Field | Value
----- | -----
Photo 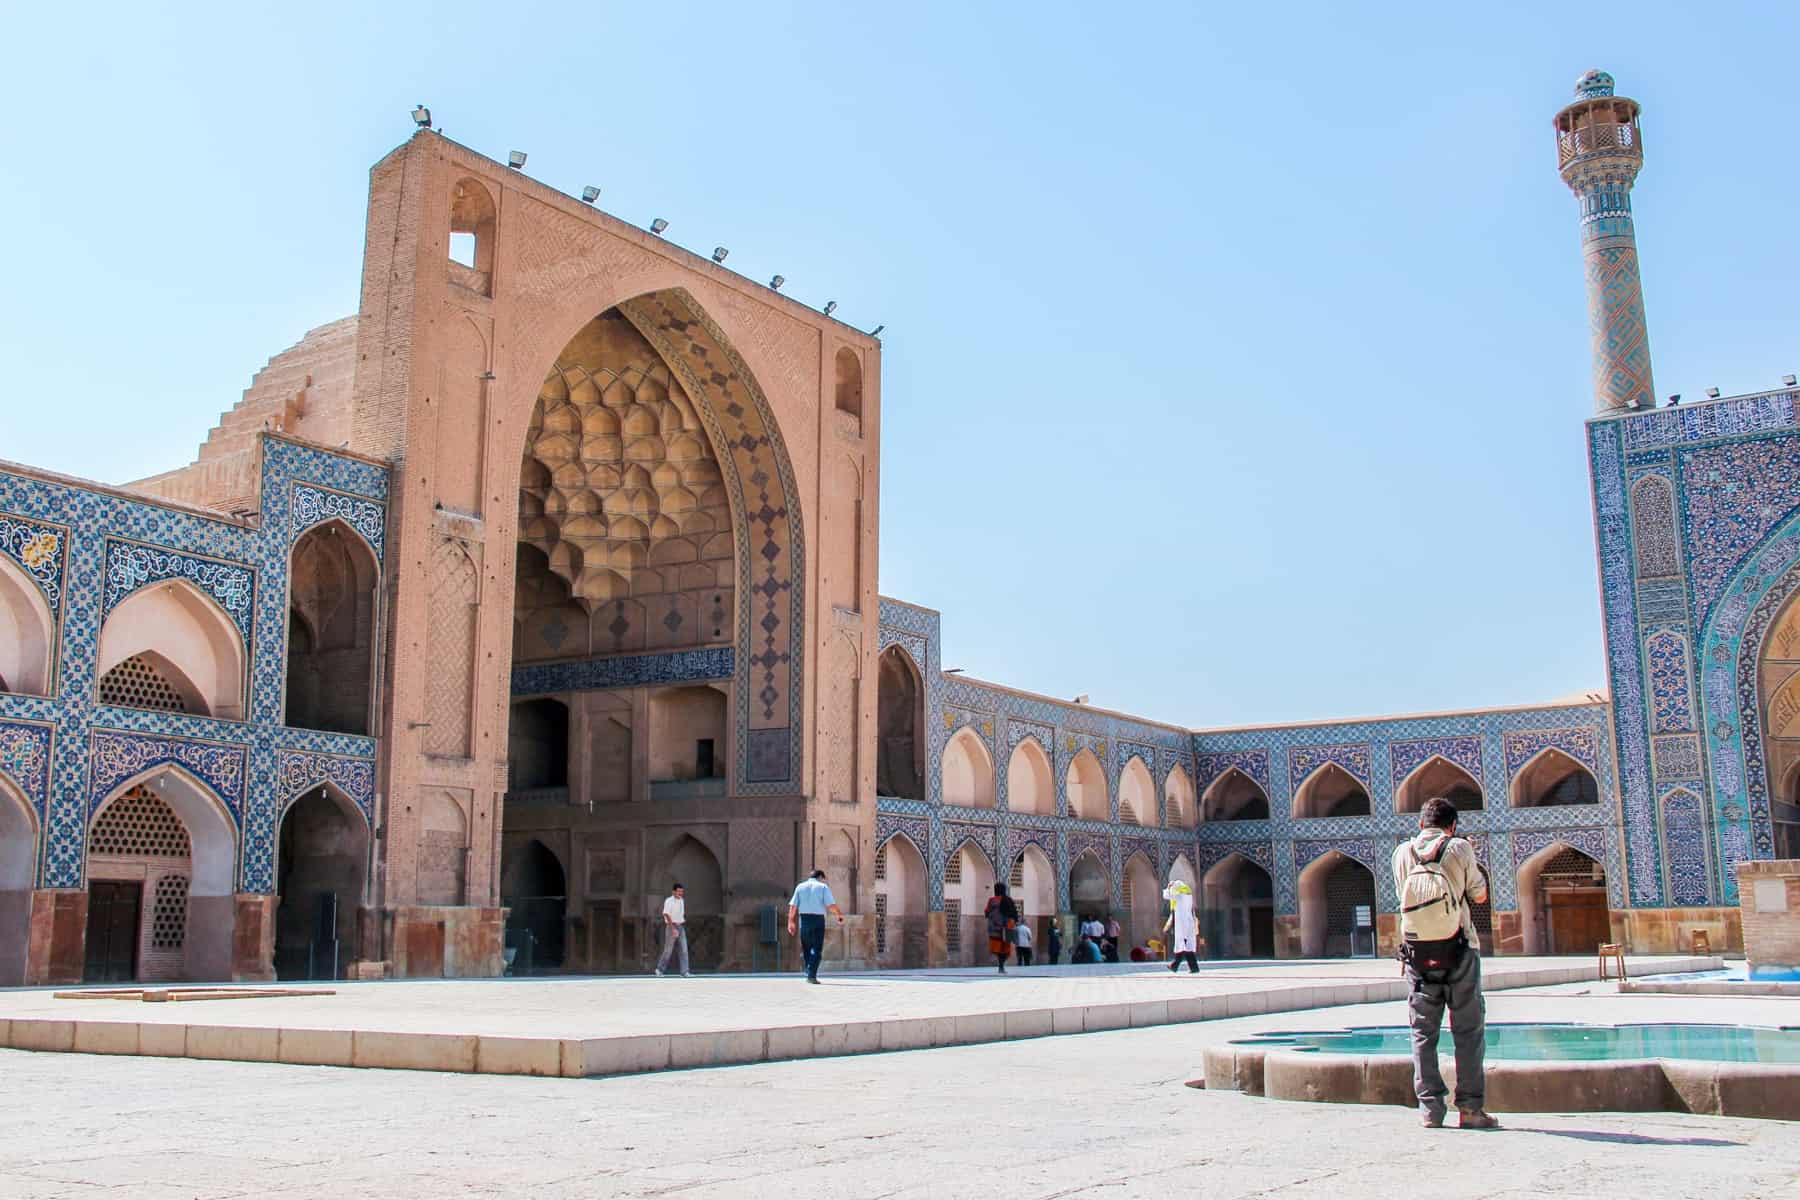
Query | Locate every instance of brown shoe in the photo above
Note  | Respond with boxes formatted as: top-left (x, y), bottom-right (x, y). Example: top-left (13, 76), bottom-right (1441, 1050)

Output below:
top-left (1457, 1108), bottom-right (1500, 1130)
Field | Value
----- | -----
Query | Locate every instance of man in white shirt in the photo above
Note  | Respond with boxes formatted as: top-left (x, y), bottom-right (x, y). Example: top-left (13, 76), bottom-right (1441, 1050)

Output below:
top-left (1013, 917), bottom-right (1034, 966)
top-left (654, 882), bottom-right (689, 977)
top-left (786, 870), bottom-right (846, 983)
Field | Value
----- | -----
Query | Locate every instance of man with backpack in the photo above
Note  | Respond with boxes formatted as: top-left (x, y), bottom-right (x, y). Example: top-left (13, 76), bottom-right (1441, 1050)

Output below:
top-left (1391, 796), bottom-right (1498, 1130)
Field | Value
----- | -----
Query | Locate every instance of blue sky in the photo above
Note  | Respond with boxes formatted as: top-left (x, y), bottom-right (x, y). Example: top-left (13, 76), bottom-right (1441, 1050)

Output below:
top-left (1, 3), bottom-right (1794, 728)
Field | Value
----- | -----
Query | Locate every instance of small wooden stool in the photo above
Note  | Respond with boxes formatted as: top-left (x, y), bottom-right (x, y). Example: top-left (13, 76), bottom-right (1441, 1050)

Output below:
top-left (1690, 929), bottom-right (1711, 956)
top-left (1597, 942), bottom-right (1627, 981)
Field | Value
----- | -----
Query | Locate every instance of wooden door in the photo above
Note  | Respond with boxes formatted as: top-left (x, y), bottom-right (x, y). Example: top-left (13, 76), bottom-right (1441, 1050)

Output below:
top-left (1548, 889), bottom-right (1610, 955)
top-left (84, 881), bottom-right (142, 983)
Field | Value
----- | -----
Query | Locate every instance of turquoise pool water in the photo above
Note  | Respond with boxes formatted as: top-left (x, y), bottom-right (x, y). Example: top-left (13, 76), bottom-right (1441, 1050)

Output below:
top-left (1641, 964), bottom-right (1800, 983)
top-left (1231, 1023), bottom-right (1800, 1064)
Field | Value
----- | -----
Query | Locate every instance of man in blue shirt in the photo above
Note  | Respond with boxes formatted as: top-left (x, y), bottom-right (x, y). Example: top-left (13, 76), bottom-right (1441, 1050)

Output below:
top-left (787, 869), bottom-right (846, 984)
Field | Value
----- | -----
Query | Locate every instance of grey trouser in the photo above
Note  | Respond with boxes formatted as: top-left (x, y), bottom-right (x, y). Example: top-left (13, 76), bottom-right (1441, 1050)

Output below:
top-left (1408, 948), bottom-right (1485, 1115)
top-left (657, 924), bottom-right (689, 974)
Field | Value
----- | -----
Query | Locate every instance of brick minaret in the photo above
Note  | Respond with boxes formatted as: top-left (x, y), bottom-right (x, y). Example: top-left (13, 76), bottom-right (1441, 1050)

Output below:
top-left (1555, 70), bottom-right (1655, 413)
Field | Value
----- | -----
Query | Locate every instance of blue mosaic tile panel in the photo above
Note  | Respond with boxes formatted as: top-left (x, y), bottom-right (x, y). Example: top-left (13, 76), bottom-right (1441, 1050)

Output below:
top-left (1288, 742), bottom-right (1373, 794)
top-left (1645, 629), bottom-right (1695, 733)
top-left (0, 718), bottom-right (53, 820)
top-left (0, 512), bottom-right (68, 619)
top-left (289, 482), bottom-right (386, 558)
top-left (87, 730), bottom-right (248, 822)
top-left (101, 538), bottom-right (256, 645)
top-left (1589, 419), bottom-right (1661, 904)
top-left (1502, 727), bottom-right (1602, 778)
top-left (1659, 787), bottom-right (1710, 905)
top-left (1679, 433), bottom-right (1800, 629)
top-left (1388, 736), bottom-right (1484, 794)
top-left (1619, 389), bottom-right (1796, 452)
top-left (511, 647), bottom-right (734, 696)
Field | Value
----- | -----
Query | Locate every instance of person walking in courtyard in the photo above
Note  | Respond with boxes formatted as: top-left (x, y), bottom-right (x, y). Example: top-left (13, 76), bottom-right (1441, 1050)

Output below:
top-left (1103, 915), bottom-right (1122, 963)
top-left (787, 869), bottom-right (846, 984)
top-left (985, 882), bottom-right (1019, 973)
top-left (1163, 879), bottom-right (1200, 973)
top-left (655, 882), bottom-right (689, 977)
top-left (1013, 914), bottom-right (1034, 966)
top-left (1392, 796), bottom-right (1497, 1130)
top-left (1047, 920), bottom-right (1062, 965)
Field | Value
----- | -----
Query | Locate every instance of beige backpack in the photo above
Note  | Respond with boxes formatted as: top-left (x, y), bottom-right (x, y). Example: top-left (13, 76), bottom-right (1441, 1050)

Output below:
top-left (1398, 835), bottom-right (1463, 943)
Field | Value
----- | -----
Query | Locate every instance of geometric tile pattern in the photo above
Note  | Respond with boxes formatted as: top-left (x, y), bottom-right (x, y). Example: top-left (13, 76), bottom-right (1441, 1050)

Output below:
top-left (1645, 628), bottom-right (1695, 733)
top-left (1659, 787), bottom-right (1710, 905)
top-left (1289, 742), bottom-right (1372, 795)
top-left (1388, 736), bottom-right (1483, 795)
top-left (0, 434), bottom-right (388, 893)
top-left (0, 511), bottom-right (68, 619)
top-left (1502, 727), bottom-right (1602, 778)
top-left (0, 718), bottom-right (53, 820)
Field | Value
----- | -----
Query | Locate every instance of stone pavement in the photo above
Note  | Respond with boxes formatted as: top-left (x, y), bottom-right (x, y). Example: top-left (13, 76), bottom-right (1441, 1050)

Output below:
top-left (0, 955), bottom-right (1716, 1076)
top-left (2, 980), bottom-right (1795, 1199)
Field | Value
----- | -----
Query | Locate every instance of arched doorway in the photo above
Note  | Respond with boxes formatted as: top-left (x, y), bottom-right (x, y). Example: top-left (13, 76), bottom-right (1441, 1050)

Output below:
top-left (664, 835), bottom-right (724, 970)
top-left (874, 834), bottom-right (927, 968)
top-left (1297, 850), bottom-right (1375, 958)
top-left (1293, 764), bottom-right (1371, 819)
top-left (1008, 843), bottom-right (1056, 953)
top-left (647, 686), bottom-right (727, 791)
top-left (0, 779), bottom-right (37, 986)
top-left (943, 842), bottom-right (996, 965)
top-left (1517, 843), bottom-right (1611, 955)
top-left (941, 728), bottom-right (995, 808)
top-left (1511, 749), bottom-right (1600, 807)
top-left (85, 770), bottom-right (237, 983)
top-left (1757, 592), bottom-right (1800, 857)
top-left (274, 785), bottom-right (369, 980)
top-left (1201, 853), bottom-right (1274, 958)
top-left (1006, 738), bottom-right (1053, 815)
top-left (285, 521), bottom-right (378, 735)
top-left (876, 647), bottom-right (924, 799)
top-left (1202, 768), bottom-right (1269, 822)
top-left (1065, 750), bottom-right (1108, 821)
top-left (1396, 756), bottom-right (1484, 813)
top-left (507, 698), bottom-right (570, 794)
top-left (1123, 853), bottom-right (1160, 952)
top-left (501, 839), bottom-right (566, 973)
top-left (1068, 850), bottom-right (1111, 930)
top-left (1118, 758), bottom-right (1153, 826)
top-left (0, 554), bottom-right (54, 698)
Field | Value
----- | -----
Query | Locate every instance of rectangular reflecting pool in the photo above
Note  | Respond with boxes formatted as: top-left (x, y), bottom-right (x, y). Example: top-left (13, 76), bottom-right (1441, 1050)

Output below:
top-left (1232, 1022), bottom-right (1800, 1064)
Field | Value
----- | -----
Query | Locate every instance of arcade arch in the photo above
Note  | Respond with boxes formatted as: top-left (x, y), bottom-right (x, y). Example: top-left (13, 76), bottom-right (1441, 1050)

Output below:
top-left (1065, 750), bottom-right (1108, 821)
top-left (1297, 850), bottom-right (1375, 958)
top-left (501, 839), bottom-right (566, 972)
top-left (1202, 768), bottom-right (1270, 822)
top-left (0, 779), bottom-right (37, 986)
top-left (1118, 757), bottom-right (1153, 826)
top-left (664, 834), bottom-right (724, 970)
top-left (1292, 763), bottom-right (1371, 819)
top-left (1010, 843), bottom-right (1055, 929)
top-left (943, 841), bottom-right (996, 964)
top-left (876, 647), bottom-right (924, 800)
top-left (96, 580), bottom-right (245, 720)
top-left (285, 520), bottom-right (378, 735)
top-left (1516, 842), bottom-right (1611, 955)
top-left (1068, 850), bottom-right (1111, 926)
top-left (1395, 756), bottom-right (1484, 814)
top-left (1758, 589), bottom-right (1800, 857)
top-left (874, 834), bottom-right (927, 968)
top-left (0, 554), bottom-right (53, 697)
top-left (1005, 738), bottom-right (1054, 815)
top-left (1123, 852), bottom-right (1160, 950)
top-left (507, 698), bottom-right (570, 792)
top-left (942, 728), bottom-right (995, 808)
top-left (1164, 765), bottom-right (1195, 828)
top-left (1202, 853), bottom-right (1275, 958)
top-left (1510, 749), bottom-right (1600, 808)
top-left (274, 784), bottom-right (368, 980)
top-left (85, 768), bottom-right (237, 983)
top-left (834, 347), bottom-right (863, 421)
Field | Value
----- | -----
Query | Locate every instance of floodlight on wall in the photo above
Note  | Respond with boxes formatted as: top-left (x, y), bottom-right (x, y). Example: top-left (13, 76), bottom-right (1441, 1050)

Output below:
top-left (869, 324), bottom-right (885, 337)
top-left (507, 151), bottom-right (527, 170)
top-left (1667, 394), bottom-right (1681, 407)
top-left (769, 275), bottom-right (785, 290)
top-left (945, 667), bottom-right (965, 675)
top-left (712, 246), bottom-right (729, 263)
top-left (823, 300), bottom-right (838, 317)
top-left (411, 105), bottom-right (432, 129)
top-left (650, 218), bottom-right (669, 235)
top-left (1784, 374), bottom-right (1797, 387)
top-left (1706, 387), bottom-right (1722, 399)
top-left (580, 186), bottom-right (600, 205)
top-left (1072, 694), bottom-right (1090, 705)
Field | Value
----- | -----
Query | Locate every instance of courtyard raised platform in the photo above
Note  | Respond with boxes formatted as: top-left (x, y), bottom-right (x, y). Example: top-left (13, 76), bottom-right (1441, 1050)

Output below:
top-left (0, 954), bottom-right (1716, 1078)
